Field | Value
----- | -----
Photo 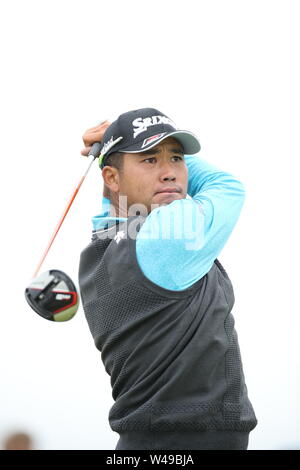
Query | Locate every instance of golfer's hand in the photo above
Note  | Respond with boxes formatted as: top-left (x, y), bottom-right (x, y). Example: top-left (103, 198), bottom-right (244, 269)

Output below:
top-left (81, 121), bottom-right (111, 156)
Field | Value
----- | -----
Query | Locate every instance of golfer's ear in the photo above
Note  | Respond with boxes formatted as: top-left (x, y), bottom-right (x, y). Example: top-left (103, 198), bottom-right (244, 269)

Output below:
top-left (102, 166), bottom-right (120, 193)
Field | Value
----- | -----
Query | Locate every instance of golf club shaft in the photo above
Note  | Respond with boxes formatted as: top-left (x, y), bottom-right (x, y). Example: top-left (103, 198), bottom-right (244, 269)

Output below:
top-left (33, 154), bottom-right (98, 278)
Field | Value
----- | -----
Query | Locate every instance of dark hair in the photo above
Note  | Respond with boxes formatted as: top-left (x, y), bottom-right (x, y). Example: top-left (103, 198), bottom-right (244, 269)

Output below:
top-left (103, 152), bottom-right (124, 172)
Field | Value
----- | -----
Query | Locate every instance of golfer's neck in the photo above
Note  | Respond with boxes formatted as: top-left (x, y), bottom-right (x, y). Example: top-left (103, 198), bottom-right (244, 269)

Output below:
top-left (108, 195), bottom-right (152, 218)
top-left (109, 201), bottom-right (128, 219)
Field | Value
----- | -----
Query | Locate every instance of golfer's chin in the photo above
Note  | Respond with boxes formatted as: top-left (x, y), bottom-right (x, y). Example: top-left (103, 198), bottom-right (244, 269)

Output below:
top-left (153, 191), bottom-right (183, 204)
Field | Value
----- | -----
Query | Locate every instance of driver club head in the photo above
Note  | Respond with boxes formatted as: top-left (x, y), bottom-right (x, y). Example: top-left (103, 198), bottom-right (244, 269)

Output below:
top-left (25, 270), bottom-right (79, 322)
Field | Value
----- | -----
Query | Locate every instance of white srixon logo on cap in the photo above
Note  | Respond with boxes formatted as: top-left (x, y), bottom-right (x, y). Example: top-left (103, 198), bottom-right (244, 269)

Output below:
top-left (132, 115), bottom-right (177, 138)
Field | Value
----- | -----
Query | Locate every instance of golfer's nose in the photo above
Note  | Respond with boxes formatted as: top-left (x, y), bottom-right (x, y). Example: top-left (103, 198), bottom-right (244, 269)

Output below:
top-left (162, 175), bottom-right (176, 181)
top-left (159, 163), bottom-right (176, 182)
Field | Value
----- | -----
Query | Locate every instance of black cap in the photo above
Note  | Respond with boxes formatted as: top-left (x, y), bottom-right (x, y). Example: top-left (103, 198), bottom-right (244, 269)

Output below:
top-left (99, 107), bottom-right (201, 169)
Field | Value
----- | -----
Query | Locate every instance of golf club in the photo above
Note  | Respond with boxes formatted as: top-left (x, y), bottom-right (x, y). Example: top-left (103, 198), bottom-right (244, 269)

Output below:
top-left (24, 142), bottom-right (102, 322)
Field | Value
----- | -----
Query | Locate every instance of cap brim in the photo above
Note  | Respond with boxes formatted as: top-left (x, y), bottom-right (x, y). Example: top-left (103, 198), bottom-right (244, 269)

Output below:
top-left (119, 130), bottom-right (201, 155)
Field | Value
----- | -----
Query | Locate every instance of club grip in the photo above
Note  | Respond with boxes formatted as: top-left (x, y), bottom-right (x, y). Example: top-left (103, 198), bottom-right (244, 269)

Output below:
top-left (88, 142), bottom-right (102, 158)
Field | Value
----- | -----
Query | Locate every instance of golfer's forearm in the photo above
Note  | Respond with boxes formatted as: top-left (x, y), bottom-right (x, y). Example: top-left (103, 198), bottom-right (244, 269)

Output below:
top-left (135, 179), bottom-right (245, 290)
top-left (135, 156), bottom-right (246, 290)
top-left (185, 154), bottom-right (246, 201)
top-left (185, 155), bottom-right (246, 251)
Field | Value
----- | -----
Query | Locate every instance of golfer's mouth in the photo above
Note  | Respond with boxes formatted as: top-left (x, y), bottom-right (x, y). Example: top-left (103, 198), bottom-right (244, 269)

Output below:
top-left (154, 187), bottom-right (181, 195)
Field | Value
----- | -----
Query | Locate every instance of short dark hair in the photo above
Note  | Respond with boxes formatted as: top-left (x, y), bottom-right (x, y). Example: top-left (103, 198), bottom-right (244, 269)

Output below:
top-left (104, 152), bottom-right (124, 172)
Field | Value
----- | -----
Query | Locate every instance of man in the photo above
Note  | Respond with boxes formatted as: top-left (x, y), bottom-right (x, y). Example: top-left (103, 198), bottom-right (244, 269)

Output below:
top-left (78, 108), bottom-right (257, 450)
top-left (3, 432), bottom-right (34, 450)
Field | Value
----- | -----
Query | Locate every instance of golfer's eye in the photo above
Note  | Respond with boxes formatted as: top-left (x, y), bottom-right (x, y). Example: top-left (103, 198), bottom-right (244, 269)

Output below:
top-left (142, 156), bottom-right (183, 163)
top-left (172, 156), bottom-right (183, 161)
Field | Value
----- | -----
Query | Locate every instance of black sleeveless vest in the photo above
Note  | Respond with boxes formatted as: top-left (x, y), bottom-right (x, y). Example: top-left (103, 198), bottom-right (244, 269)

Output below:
top-left (78, 215), bottom-right (257, 434)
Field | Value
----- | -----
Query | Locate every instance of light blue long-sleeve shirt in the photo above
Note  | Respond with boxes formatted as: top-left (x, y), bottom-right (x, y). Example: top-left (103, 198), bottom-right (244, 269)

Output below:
top-left (92, 154), bottom-right (246, 291)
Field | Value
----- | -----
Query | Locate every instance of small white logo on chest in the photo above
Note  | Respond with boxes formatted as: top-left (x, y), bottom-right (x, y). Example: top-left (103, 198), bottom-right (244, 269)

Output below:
top-left (114, 230), bottom-right (125, 244)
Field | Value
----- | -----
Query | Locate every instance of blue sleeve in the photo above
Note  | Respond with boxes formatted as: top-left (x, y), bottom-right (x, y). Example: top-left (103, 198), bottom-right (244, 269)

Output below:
top-left (136, 154), bottom-right (246, 291)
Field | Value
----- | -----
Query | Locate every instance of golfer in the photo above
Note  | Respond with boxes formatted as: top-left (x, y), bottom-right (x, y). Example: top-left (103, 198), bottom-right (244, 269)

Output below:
top-left (78, 108), bottom-right (257, 450)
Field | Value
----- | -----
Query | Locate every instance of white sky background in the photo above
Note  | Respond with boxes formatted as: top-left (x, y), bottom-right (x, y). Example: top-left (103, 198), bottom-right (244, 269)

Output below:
top-left (0, 0), bottom-right (299, 450)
